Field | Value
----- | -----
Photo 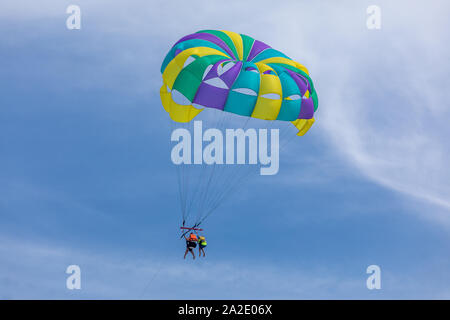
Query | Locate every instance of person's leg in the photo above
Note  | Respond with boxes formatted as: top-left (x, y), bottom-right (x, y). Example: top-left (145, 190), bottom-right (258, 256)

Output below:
top-left (190, 248), bottom-right (195, 259)
top-left (184, 248), bottom-right (189, 259)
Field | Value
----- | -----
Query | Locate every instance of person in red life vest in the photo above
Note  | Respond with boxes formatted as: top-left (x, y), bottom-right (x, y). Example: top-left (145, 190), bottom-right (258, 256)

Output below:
top-left (184, 233), bottom-right (198, 260)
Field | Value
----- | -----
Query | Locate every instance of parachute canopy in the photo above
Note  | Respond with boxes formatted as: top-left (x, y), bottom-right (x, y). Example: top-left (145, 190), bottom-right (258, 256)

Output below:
top-left (160, 30), bottom-right (318, 136)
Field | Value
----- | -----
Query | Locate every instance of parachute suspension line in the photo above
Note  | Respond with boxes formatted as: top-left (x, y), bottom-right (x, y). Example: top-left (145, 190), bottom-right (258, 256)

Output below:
top-left (176, 164), bottom-right (184, 222)
top-left (202, 162), bottom-right (255, 223)
top-left (196, 112), bottom-right (240, 221)
top-left (198, 114), bottom-right (256, 222)
top-left (201, 131), bottom-right (264, 222)
top-left (181, 122), bottom-right (190, 222)
top-left (174, 107), bottom-right (302, 228)
top-left (198, 164), bottom-right (255, 226)
top-left (192, 108), bottom-right (230, 225)
top-left (139, 254), bottom-right (168, 299)
top-left (172, 120), bottom-right (194, 225)
top-left (203, 126), bottom-right (250, 216)
top-left (171, 120), bottom-right (186, 223)
top-left (273, 117), bottom-right (298, 152)
top-left (185, 110), bottom-right (214, 225)
top-left (199, 117), bottom-right (295, 225)
top-left (196, 161), bottom-right (216, 223)
top-left (204, 116), bottom-right (250, 210)
top-left (184, 162), bottom-right (207, 221)
top-left (181, 120), bottom-right (195, 223)
top-left (173, 108), bottom-right (229, 228)
top-left (280, 126), bottom-right (298, 152)
top-left (197, 110), bottom-right (236, 216)
top-left (198, 111), bottom-right (224, 216)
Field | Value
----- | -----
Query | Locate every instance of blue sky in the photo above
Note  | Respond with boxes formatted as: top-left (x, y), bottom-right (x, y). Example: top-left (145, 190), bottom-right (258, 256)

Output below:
top-left (1, 0), bottom-right (450, 299)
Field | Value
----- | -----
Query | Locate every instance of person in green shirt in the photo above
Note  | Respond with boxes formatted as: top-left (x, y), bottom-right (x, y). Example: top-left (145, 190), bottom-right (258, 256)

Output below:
top-left (198, 236), bottom-right (207, 257)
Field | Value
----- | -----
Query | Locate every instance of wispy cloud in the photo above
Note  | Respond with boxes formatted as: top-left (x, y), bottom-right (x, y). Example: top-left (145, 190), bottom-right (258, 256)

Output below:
top-left (0, 236), bottom-right (351, 299)
top-left (2, 236), bottom-right (449, 299)
top-left (307, 1), bottom-right (450, 217)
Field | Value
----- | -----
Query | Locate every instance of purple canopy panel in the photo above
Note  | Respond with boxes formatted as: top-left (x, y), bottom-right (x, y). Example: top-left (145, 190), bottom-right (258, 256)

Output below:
top-left (287, 69), bottom-right (308, 96)
top-left (298, 97), bottom-right (314, 119)
top-left (173, 33), bottom-right (236, 60)
top-left (203, 61), bottom-right (222, 81)
top-left (247, 40), bottom-right (271, 61)
top-left (219, 61), bottom-right (242, 88)
top-left (193, 84), bottom-right (229, 111)
top-left (297, 74), bottom-right (311, 93)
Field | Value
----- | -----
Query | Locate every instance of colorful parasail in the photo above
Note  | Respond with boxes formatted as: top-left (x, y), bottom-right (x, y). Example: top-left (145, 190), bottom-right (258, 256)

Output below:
top-left (160, 29), bottom-right (318, 136)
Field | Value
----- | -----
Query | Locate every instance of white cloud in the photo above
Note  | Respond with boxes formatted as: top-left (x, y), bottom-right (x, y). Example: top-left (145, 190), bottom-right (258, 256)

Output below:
top-left (4, 235), bottom-right (450, 299)
top-left (307, 1), bottom-right (450, 217)
top-left (0, 236), bottom-right (362, 299)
